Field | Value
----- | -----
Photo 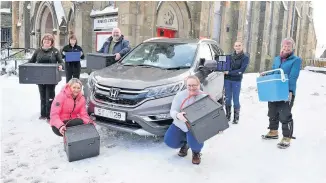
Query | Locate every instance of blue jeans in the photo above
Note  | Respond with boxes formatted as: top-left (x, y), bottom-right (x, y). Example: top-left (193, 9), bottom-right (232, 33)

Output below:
top-left (164, 124), bottom-right (204, 153)
top-left (224, 79), bottom-right (242, 110)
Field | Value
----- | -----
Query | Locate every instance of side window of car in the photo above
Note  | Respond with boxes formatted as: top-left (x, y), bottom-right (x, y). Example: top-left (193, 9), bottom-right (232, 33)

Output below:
top-left (210, 44), bottom-right (224, 59)
top-left (198, 43), bottom-right (213, 61)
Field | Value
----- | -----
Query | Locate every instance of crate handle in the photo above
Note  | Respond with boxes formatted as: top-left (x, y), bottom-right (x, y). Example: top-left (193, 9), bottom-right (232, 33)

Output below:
top-left (260, 68), bottom-right (286, 82)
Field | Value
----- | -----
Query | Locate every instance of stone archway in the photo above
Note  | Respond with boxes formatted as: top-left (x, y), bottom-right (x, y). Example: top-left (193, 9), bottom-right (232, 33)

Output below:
top-left (67, 7), bottom-right (75, 35)
top-left (34, 1), bottom-right (57, 47)
top-left (156, 2), bottom-right (192, 38)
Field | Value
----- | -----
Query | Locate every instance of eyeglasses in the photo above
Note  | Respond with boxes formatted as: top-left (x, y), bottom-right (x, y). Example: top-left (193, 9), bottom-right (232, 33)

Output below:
top-left (187, 84), bottom-right (199, 88)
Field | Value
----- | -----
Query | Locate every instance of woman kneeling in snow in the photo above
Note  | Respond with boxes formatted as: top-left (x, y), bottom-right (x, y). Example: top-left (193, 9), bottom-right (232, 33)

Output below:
top-left (50, 78), bottom-right (94, 136)
top-left (164, 75), bottom-right (206, 165)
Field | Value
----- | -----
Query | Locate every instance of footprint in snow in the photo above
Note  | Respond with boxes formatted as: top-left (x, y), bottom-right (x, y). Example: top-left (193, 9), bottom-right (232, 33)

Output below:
top-left (17, 163), bottom-right (28, 168)
top-left (3, 178), bottom-right (17, 183)
top-left (311, 92), bottom-right (320, 96)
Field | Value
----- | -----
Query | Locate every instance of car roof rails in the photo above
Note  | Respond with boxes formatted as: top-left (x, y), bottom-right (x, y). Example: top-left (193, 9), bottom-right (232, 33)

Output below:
top-left (143, 37), bottom-right (169, 42)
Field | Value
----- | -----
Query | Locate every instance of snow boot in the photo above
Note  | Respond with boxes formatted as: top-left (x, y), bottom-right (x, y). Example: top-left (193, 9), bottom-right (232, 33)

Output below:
top-left (225, 106), bottom-right (231, 121)
top-left (39, 116), bottom-right (47, 120)
top-left (232, 109), bottom-right (240, 124)
top-left (277, 137), bottom-right (291, 149)
top-left (192, 152), bottom-right (201, 165)
top-left (261, 130), bottom-right (279, 139)
top-left (178, 143), bottom-right (189, 157)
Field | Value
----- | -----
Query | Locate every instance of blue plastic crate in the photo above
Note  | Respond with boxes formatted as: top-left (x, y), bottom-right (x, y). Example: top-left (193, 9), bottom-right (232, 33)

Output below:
top-left (65, 52), bottom-right (81, 62)
top-left (256, 69), bottom-right (289, 102)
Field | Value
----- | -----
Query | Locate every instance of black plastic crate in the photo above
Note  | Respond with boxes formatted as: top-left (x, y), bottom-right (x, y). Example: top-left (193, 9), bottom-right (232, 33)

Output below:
top-left (64, 124), bottom-right (100, 162)
top-left (19, 63), bottom-right (62, 84)
top-left (86, 53), bottom-right (116, 70)
top-left (182, 95), bottom-right (229, 143)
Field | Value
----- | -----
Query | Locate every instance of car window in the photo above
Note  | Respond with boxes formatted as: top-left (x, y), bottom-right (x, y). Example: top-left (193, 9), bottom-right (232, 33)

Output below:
top-left (210, 44), bottom-right (224, 59)
top-left (121, 42), bottom-right (197, 69)
top-left (197, 44), bottom-right (213, 61)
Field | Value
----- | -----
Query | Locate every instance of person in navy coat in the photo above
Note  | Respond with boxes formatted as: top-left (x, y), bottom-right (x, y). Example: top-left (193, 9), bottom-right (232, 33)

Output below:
top-left (261, 38), bottom-right (302, 149)
top-left (223, 41), bottom-right (249, 124)
top-left (98, 28), bottom-right (131, 61)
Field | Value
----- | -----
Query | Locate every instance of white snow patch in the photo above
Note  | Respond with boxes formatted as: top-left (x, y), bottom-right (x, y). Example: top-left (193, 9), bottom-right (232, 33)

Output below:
top-left (305, 66), bottom-right (326, 71)
top-left (0, 8), bottom-right (11, 13)
top-left (53, 1), bottom-right (66, 26)
top-left (90, 6), bottom-right (118, 17)
top-left (1, 70), bottom-right (326, 183)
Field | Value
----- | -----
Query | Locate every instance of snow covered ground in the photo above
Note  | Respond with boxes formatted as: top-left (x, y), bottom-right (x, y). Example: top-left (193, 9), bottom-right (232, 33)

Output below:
top-left (1, 70), bottom-right (326, 183)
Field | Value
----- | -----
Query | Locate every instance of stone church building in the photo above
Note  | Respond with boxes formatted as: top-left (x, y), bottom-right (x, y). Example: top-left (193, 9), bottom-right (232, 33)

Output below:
top-left (9, 1), bottom-right (317, 72)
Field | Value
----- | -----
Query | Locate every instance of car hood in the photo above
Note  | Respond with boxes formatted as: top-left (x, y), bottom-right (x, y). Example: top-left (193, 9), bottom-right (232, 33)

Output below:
top-left (93, 64), bottom-right (191, 89)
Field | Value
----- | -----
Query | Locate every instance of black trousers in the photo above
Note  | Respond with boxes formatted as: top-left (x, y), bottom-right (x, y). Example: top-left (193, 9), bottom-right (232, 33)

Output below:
top-left (65, 62), bottom-right (81, 83)
top-left (268, 95), bottom-right (295, 138)
top-left (52, 118), bottom-right (84, 136)
top-left (38, 84), bottom-right (56, 118)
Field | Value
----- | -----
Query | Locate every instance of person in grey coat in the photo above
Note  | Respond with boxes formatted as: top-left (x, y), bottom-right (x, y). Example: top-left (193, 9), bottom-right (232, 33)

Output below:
top-left (164, 75), bottom-right (207, 165)
top-left (98, 28), bottom-right (131, 61)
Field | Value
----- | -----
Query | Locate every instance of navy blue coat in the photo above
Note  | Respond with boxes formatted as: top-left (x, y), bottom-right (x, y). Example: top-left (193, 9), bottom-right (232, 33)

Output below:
top-left (98, 35), bottom-right (131, 58)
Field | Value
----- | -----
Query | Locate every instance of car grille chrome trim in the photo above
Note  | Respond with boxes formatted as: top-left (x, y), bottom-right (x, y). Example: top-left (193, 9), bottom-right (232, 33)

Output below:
top-left (95, 83), bottom-right (148, 94)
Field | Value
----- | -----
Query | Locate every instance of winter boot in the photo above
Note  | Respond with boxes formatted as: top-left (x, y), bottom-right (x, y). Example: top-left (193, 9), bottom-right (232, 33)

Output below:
top-left (232, 109), bottom-right (240, 124)
top-left (225, 106), bottom-right (231, 121)
top-left (39, 116), bottom-right (47, 120)
top-left (192, 152), bottom-right (202, 165)
top-left (261, 130), bottom-right (279, 139)
top-left (277, 137), bottom-right (291, 149)
top-left (178, 143), bottom-right (189, 157)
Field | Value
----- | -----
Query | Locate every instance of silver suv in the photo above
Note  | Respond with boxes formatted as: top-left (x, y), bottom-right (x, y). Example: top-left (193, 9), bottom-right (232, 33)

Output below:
top-left (85, 38), bottom-right (225, 136)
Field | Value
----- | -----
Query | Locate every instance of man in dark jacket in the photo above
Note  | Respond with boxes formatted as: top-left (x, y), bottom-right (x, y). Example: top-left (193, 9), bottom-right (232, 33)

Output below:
top-left (98, 28), bottom-right (131, 61)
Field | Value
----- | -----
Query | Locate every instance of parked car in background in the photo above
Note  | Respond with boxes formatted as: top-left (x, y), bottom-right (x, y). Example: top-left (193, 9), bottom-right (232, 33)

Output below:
top-left (85, 38), bottom-right (225, 136)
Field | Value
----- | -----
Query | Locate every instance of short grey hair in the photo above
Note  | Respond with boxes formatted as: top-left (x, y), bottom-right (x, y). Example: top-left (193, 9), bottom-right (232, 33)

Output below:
top-left (68, 78), bottom-right (83, 87)
top-left (281, 38), bottom-right (296, 50)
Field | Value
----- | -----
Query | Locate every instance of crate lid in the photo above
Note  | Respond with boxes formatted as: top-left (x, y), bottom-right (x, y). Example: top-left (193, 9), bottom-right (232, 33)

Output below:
top-left (182, 95), bottom-right (222, 124)
top-left (65, 124), bottom-right (100, 143)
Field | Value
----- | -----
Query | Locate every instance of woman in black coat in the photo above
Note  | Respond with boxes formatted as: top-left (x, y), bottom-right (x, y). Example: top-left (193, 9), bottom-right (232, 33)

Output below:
top-left (61, 35), bottom-right (85, 83)
top-left (28, 33), bottom-right (63, 120)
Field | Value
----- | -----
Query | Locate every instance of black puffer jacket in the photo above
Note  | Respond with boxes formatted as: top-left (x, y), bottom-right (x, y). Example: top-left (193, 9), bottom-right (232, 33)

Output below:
top-left (28, 47), bottom-right (63, 65)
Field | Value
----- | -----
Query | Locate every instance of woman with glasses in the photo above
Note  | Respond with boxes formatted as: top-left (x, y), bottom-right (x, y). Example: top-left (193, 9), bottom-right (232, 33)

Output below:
top-left (164, 75), bottom-right (206, 165)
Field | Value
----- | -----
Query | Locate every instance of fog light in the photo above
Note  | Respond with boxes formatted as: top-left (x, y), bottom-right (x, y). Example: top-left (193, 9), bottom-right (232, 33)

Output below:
top-left (154, 113), bottom-right (171, 119)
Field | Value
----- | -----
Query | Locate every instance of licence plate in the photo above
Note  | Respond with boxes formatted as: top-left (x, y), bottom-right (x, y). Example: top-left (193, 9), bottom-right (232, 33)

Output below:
top-left (94, 107), bottom-right (126, 121)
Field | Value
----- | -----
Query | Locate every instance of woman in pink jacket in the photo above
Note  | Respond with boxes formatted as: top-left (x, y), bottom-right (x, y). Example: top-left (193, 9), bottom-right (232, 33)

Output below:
top-left (50, 78), bottom-right (94, 136)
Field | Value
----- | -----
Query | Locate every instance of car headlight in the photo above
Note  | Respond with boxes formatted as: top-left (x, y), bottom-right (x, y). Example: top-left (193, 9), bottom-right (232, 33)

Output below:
top-left (87, 72), bottom-right (97, 88)
top-left (146, 81), bottom-right (184, 98)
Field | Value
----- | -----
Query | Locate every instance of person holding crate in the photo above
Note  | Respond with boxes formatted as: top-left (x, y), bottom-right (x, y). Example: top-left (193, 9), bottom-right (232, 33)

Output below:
top-left (61, 35), bottom-right (85, 83)
top-left (98, 28), bottom-right (131, 61)
top-left (164, 75), bottom-right (207, 165)
top-left (261, 38), bottom-right (302, 149)
top-left (28, 33), bottom-right (63, 121)
top-left (50, 78), bottom-right (95, 136)
top-left (223, 41), bottom-right (249, 124)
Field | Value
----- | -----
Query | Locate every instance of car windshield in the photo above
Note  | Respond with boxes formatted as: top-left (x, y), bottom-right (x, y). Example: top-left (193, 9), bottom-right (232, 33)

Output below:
top-left (121, 42), bottom-right (197, 69)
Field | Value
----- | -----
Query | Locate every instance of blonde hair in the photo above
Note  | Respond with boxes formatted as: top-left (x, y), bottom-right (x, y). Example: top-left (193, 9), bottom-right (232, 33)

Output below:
top-left (68, 78), bottom-right (83, 87)
top-left (185, 75), bottom-right (200, 85)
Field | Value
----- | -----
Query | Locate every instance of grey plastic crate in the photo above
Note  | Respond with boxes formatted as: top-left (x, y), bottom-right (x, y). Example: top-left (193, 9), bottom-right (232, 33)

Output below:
top-left (64, 124), bottom-right (100, 162)
top-left (86, 53), bottom-right (116, 70)
top-left (19, 63), bottom-right (62, 84)
top-left (182, 95), bottom-right (229, 143)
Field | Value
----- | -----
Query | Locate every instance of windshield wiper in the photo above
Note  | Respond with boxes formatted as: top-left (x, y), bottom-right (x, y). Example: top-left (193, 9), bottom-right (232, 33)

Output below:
top-left (134, 64), bottom-right (164, 69)
top-left (166, 66), bottom-right (191, 70)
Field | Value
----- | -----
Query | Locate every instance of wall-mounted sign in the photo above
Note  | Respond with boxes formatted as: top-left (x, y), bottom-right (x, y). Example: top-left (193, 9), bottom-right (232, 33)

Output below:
top-left (94, 16), bottom-right (118, 30)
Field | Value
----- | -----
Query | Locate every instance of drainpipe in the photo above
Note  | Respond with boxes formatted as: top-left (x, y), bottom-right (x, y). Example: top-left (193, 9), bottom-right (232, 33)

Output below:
top-left (212, 1), bottom-right (222, 44)
top-left (291, 1), bottom-right (296, 38)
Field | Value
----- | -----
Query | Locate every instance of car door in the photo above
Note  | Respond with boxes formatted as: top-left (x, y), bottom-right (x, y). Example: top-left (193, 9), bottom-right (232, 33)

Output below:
top-left (209, 44), bottom-right (225, 101)
top-left (193, 43), bottom-right (218, 98)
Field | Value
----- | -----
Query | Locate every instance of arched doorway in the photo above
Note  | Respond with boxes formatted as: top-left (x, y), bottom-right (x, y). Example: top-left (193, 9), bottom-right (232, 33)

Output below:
top-left (41, 7), bottom-right (54, 36)
top-left (156, 2), bottom-right (192, 38)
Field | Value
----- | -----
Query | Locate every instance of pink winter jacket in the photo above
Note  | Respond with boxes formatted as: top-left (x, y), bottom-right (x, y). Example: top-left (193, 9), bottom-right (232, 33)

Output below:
top-left (50, 84), bottom-right (94, 129)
